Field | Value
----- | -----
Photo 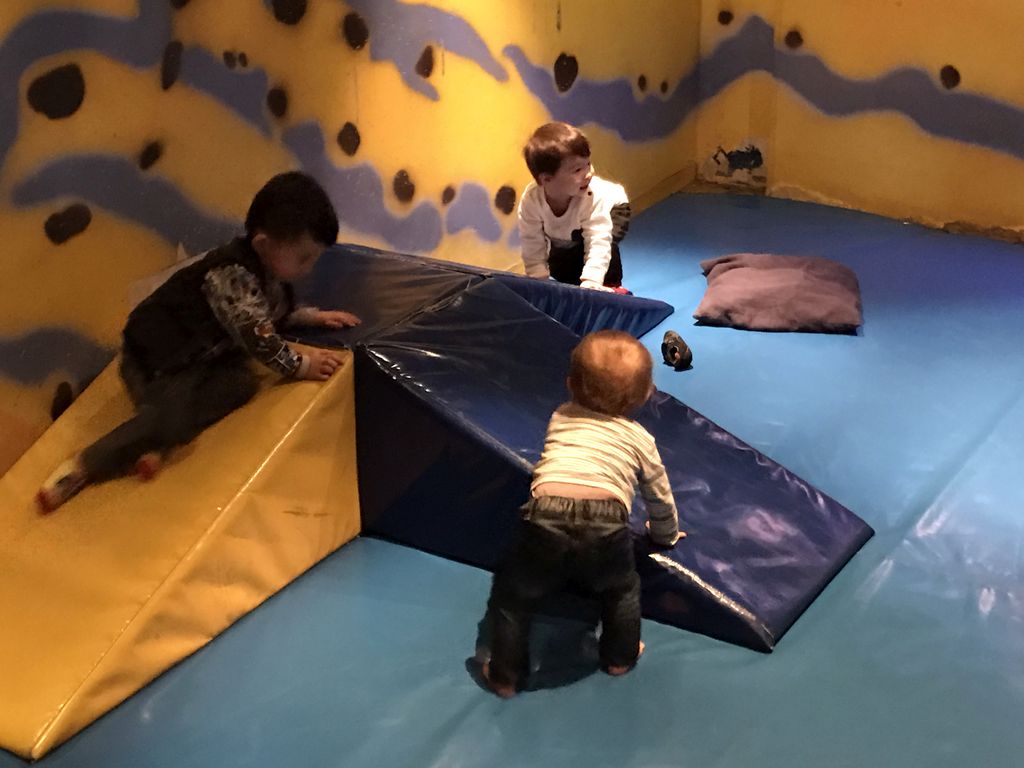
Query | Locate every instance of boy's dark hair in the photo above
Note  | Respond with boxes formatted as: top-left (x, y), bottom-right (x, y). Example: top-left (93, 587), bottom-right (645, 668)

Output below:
top-left (569, 330), bottom-right (653, 417)
top-left (245, 171), bottom-right (339, 245)
top-left (523, 122), bottom-right (591, 181)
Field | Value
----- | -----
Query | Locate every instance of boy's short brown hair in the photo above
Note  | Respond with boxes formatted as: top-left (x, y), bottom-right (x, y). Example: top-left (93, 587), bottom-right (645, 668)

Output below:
top-left (569, 330), bottom-right (653, 416)
top-left (523, 122), bottom-right (591, 181)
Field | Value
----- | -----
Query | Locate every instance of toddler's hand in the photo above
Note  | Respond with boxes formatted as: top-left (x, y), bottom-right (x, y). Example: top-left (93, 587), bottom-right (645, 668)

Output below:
top-left (580, 279), bottom-right (614, 292)
top-left (316, 310), bottom-right (361, 328)
top-left (646, 520), bottom-right (687, 547)
top-left (301, 348), bottom-right (342, 381)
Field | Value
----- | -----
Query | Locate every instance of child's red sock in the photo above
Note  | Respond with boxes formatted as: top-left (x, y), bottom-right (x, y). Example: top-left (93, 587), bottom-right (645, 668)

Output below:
top-left (134, 451), bottom-right (163, 481)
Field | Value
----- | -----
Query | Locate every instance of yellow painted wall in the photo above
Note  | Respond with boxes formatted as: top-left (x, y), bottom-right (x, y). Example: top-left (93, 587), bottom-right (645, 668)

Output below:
top-left (697, 2), bottom-right (1024, 234)
top-left (5, 1), bottom-right (1024, 475)
top-left (0, 0), bottom-right (700, 475)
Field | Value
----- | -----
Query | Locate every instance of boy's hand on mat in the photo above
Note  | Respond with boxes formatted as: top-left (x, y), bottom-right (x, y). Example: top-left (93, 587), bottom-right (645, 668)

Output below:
top-left (580, 279), bottom-right (614, 292)
top-left (316, 310), bottom-right (361, 328)
top-left (646, 520), bottom-right (687, 546)
top-left (302, 348), bottom-right (342, 381)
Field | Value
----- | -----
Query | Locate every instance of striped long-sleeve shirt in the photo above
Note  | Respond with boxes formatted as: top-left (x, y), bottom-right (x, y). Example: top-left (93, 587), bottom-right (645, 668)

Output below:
top-left (531, 402), bottom-right (679, 545)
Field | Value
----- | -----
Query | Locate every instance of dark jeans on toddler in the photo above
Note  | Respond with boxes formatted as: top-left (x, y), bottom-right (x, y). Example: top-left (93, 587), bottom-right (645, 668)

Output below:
top-left (79, 348), bottom-right (259, 480)
top-left (485, 495), bottom-right (641, 688)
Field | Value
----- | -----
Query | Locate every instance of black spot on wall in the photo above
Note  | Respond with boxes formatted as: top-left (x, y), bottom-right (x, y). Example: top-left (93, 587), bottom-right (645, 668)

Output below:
top-left (272, 0), bottom-right (306, 25)
top-left (267, 86), bottom-right (288, 118)
top-left (393, 170), bottom-right (415, 202)
top-left (138, 141), bottom-right (163, 170)
top-left (660, 80), bottom-right (668, 94)
top-left (553, 53), bottom-right (578, 92)
top-left (718, 10), bottom-right (734, 25)
top-left (494, 186), bottom-right (516, 216)
top-left (50, 381), bottom-right (74, 421)
top-left (637, 74), bottom-right (647, 92)
top-left (337, 122), bottom-right (360, 155)
top-left (416, 46), bottom-right (434, 78)
top-left (940, 65), bottom-right (961, 89)
top-left (223, 51), bottom-right (237, 69)
top-left (441, 186), bottom-right (456, 205)
top-left (161, 41), bottom-right (183, 90)
top-left (343, 12), bottom-right (369, 50)
top-left (170, 0), bottom-right (191, 9)
top-left (27, 63), bottom-right (85, 119)
top-left (45, 204), bottom-right (92, 245)
top-left (238, 52), bottom-right (248, 68)
top-left (784, 29), bottom-right (803, 49)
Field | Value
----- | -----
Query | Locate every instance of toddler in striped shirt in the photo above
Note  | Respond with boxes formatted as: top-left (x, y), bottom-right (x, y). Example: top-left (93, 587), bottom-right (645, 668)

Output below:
top-left (483, 330), bottom-right (684, 698)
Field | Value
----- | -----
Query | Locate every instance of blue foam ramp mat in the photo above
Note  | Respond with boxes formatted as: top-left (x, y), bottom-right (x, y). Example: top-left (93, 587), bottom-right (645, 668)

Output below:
top-left (357, 279), bottom-right (873, 650)
top-left (420, 257), bottom-right (676, 337)
top-left (492, 273), bottom-right (674, 338)
top-left (633, 390), bottom-right (873, 649)
top-left (289, 244), bottom-right (482, 348)
top-left (290, 243), bottom-right (673, 347)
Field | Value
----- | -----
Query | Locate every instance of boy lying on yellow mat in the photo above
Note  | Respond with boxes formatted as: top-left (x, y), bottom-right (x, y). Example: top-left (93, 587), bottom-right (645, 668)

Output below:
top-left (38, 172), bottom-right (359, 512)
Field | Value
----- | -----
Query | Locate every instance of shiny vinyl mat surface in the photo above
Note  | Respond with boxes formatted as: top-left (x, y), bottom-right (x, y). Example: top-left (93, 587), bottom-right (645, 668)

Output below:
top-left (4, 193), bottom-right (1023, 768)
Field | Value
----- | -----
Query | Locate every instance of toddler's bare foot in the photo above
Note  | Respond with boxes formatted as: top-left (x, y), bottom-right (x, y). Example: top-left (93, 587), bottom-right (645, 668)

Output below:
top-left (481, 661), bottom-right (516, 699)
top-left (134, 451), bottom-right (163, 481)
top-left (37, 457), bottom-right (88, 513)
top-left (606, 640), bottom-right (645, 676)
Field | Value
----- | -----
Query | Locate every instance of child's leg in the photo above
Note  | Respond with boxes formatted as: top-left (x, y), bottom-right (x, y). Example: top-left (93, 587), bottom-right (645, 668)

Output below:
top-left (603, 201), bottom-right (631, 288)
top-left (36, 353), bottom-right (161, 510)
top-left (39, 355), bottom-right (257, 511)
top-left (584, 526), bottom-right (643, 672)
top-left (548, 236), bottom-right (626, 287)
top-left (103, 353), bottom-right (257, 466)
top-left (602, 243), bottom-right (624, 288)
top-left (78, 405), bottom-right (170, 481)
top-left (484, 519), bottom-right (568, 695)
top-left (76, 353), bottom-right (194, 482)
top-left (547, 239), bottom-right (586, 285)
top-left (37, 406), bottom-right (169, 511)
top-left (485, 560), bottom-right (540, 693)
top-left (597, 580), bottom-right (641, 671)
top-left (186, 354), bottom-right (260, 436)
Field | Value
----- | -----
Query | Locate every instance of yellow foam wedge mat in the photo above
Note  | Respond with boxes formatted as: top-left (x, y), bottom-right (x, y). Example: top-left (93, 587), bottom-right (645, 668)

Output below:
top-left (0, 350), bottom-right (360, 759)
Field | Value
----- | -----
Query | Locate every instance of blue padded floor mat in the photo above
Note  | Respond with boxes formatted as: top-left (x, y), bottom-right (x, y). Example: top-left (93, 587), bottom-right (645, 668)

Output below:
top-left (6, 193), bottom-right (1024, 768)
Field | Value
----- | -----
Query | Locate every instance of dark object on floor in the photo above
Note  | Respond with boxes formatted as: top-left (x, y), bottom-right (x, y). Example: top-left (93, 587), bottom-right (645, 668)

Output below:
top-left (694, 252), bottom-right (863, 333)
top-left (661, 330), bottom-right (692, 370)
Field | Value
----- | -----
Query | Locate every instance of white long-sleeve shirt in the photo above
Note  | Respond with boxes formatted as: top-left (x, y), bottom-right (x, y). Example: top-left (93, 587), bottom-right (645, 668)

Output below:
top-left (531, 402), bottom-right (679, 545)
top-left (518, 175), bottom-right (630, 285)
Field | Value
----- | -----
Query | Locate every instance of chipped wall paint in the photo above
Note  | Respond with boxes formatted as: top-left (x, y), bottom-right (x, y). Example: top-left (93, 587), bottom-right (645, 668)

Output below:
top-left (0, 0), bottom-right (700, 473)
